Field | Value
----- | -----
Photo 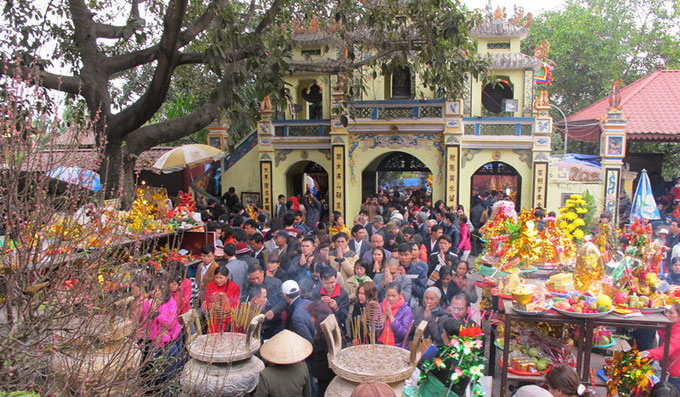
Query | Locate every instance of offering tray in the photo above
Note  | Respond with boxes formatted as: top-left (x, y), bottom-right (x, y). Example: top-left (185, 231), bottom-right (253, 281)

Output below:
top-left (320, 314), bottom-right (427, 384)
top-left (188, 315), bottom-right (263, 363)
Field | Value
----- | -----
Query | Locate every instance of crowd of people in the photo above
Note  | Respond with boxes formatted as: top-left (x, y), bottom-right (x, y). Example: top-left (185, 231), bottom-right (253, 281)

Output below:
top-left (131, 186), bottom-right (496, 396)
top-left (131, 181), bottom-right (680, 396)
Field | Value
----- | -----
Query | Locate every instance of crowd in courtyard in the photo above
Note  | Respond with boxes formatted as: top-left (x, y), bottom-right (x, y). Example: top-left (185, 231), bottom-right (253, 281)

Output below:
top-left (130, 179), bottom-right (680, 396)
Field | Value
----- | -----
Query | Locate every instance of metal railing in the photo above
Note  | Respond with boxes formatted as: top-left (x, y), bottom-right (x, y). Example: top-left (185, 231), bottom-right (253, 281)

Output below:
top-left (462, 117), bottom-right (534, 136)
top-left (348, 99), bottom-right (444, 120)
top-left (273, 120), bottom-right (331, 137)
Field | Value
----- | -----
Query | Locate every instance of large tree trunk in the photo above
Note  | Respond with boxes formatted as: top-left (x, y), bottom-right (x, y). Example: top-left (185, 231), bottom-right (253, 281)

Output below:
top-left (121, 151), bottom-right (138, 209)
top-left (99, 140), bottom-right (123, 200)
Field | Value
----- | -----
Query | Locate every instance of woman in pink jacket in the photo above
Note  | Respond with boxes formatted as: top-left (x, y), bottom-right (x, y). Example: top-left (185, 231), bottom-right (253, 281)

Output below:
top-left (143, 277), bottom-right (183, 391)
top-left (643, 303), bottom-right (680, 390)
top-left (458, 214), bottom-right (472, 262)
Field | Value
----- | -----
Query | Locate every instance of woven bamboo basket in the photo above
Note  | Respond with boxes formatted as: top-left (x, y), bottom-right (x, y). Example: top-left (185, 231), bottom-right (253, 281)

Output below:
top-left (320, 314), bottom-right (427, 384)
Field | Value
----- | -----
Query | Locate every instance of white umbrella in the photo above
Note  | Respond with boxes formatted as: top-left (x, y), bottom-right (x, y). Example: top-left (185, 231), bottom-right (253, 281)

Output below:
top-left (152, 144), bottom-right (226, 174)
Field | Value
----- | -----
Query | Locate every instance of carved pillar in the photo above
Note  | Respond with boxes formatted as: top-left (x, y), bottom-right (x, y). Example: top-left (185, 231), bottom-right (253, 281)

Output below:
top-left (330, 74), bottom-right (348, 217)
top-left (444, 100), bottom-right (463, 209)
top-left (600, 87), bottom-right (626, 221)
top-left (531, 90), bottom-right (552, 209)
top-left (258, 96), bottom-right (275, 215)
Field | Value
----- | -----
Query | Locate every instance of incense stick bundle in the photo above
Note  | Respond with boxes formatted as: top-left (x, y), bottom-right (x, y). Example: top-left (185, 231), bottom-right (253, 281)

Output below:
top-left (365, 301), bottom-right (383, 350)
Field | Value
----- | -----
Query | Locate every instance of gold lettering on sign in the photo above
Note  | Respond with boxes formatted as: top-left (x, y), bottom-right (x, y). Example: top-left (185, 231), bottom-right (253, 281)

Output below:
top-left (260, 162), bottom-right (272, 213)
top-left (533, 162), bottom-right (548, 208)
top-left (446, 146), bottom-right (459, 208)
top-left (332, 146), bottom-right (345, 216)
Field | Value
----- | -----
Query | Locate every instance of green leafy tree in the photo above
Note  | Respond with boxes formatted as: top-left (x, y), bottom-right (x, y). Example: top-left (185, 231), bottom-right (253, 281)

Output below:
top-left (523, 0), bottom-right (680, 114)
top-left (1, 0), bottom-right (489, 204)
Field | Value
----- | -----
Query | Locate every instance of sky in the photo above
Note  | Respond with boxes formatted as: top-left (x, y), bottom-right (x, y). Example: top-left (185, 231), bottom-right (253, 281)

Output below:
top-left (461, 0), bottom-right (567, 15)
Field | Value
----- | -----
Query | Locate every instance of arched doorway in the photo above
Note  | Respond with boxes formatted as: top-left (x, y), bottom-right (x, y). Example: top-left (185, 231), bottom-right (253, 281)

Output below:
top-left (471, 161), bottom-right (521, 206)
top-left (286, 160), bottom-right (329, 221)
top-left (362, 151), bottom-right (432, 199)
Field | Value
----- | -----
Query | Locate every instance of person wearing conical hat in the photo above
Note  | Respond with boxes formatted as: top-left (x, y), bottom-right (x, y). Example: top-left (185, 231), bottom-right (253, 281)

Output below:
top-left (254, 329), bottom-right (312, 397)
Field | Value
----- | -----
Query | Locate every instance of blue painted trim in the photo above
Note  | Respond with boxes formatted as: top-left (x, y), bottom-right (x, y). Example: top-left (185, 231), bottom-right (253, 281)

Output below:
top-left (283, 126), bottom-right (289, 136)
top-left (272, 119), bottom-right (331, 125)
top-left (412, 107), bottom-right (419, 117)
top-left (223, 132), bottom-right (258, 171)
top-left (463, 117), bottom-right (534, 122)
top-left (371, 107), bottom-right (379, 119)
top-left (475, 124), bottom-right (481, 135)
top-left (354, 99), bottom-right (444, 105)
top-left (515, 124), bottom-right (522, 136)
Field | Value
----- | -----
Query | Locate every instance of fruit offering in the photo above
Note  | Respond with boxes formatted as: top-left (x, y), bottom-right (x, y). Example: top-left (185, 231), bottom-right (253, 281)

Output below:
top-left (553, 295), bottom-right (611, 314)
top-left (574, 241), bottom-right (604, 293)
top-left (508, 349), bottom-right (551, 372)
top-left (593, 327), bottom-right (613, 346)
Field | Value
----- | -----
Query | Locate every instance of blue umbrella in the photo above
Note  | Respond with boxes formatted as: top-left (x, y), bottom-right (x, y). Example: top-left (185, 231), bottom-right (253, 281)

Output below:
top-left (46, 166), bottom-right (101, 192)
top-left (630, 169), bottom-right (660, 220)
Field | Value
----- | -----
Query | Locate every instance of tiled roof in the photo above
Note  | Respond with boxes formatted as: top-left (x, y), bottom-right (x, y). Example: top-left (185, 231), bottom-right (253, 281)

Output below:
top-left (22, 147), bottom-right (173, 172)
top-left (483, 53), bottom-right (541, 72)
top-left (566, 70), bottom-right (680, 141)
top-left (471, 19), bottom-right (528, 38)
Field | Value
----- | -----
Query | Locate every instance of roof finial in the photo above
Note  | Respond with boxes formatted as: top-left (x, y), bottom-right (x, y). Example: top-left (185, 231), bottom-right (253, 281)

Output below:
top-left (493, 7), bottom-right (504, 20)
top-left (608, 80), bottom-right (622, 111)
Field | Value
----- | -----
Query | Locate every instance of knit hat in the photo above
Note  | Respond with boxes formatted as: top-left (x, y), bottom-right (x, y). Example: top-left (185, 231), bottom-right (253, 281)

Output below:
top-left (235, 242), bottom-right (250, 255)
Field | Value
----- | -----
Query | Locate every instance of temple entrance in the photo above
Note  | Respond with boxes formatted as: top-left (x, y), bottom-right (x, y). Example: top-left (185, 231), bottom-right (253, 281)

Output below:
top-left (362, 151), bottom-right (432, 200)
top-left (287, 161), bottom-right (328, 198)
top-left (471, 161), bottom-right (521, 206)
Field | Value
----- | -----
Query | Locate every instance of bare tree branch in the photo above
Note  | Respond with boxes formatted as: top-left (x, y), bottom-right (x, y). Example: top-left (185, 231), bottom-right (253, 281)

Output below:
top-left (108, 0), bottom-right (189, 138)
top-left (105, 46), bottom-right (159, 74)
top-left (178, 0), bottom-right (230, 46)
top-left (94, 0), bottom-right (144, 39)
top-left (125, 66), bottom-right (237, 154)
top-left (255, 0), bottom-right (284, 35)
top-left (177, 52), bottom-right (204, 65)
top-left (0, 60), bottom-right (83, 95)
top-left (243, 0), bottom-right (257, 25)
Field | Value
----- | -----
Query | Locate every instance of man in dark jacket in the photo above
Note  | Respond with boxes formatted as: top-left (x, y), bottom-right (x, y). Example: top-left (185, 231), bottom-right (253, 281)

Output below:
top-left (312, 266), bottom-right (349, 335)
top-left (282, 280), bottom-right (315, 342)
top-left (303, 192), bottom-right (322, 230)
top-left (428, 235), bottom-right (459, 283)
top-left (244, 264), bottom-right (286, 338)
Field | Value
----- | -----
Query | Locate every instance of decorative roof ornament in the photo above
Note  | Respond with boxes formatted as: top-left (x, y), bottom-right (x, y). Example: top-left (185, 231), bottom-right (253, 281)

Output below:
top-left (533, 40), bottom-right (555, 85)
top-left (471, 8), bottom-right (529, 38)
top-left (308, 16), bottom-right (319, 33)
top-left (534, 90), bottom-right (550, 109)
top-left (259, 96), bottom-right (272, 113)
top-left (608, 80), bottom-right (623, 111)
top-left (533, 40), bottom-right (550, 59)
top-left (508, 6), bottom-right (533, 28)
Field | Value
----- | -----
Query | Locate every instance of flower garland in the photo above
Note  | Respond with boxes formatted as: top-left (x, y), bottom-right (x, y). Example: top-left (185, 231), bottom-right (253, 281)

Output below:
top-left (604, 348), bottom-right (655, 396)
top-left (419, 330), bottom-right (486, 397)
top-left (558, 194), bottom-right (590, 241)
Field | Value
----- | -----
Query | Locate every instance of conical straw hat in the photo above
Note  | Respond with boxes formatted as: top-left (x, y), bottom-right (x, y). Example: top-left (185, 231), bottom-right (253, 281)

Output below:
top-left (259, 330), bottom-right (313, 364)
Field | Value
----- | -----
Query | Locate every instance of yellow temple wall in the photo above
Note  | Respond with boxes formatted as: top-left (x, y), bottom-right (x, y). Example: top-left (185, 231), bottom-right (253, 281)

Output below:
top-left (221, 145), bottom-right (261, 196)
top-left (470, 69), bottom-right (527, 118)
top-left (546, 164), bottom-right (605, 214)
